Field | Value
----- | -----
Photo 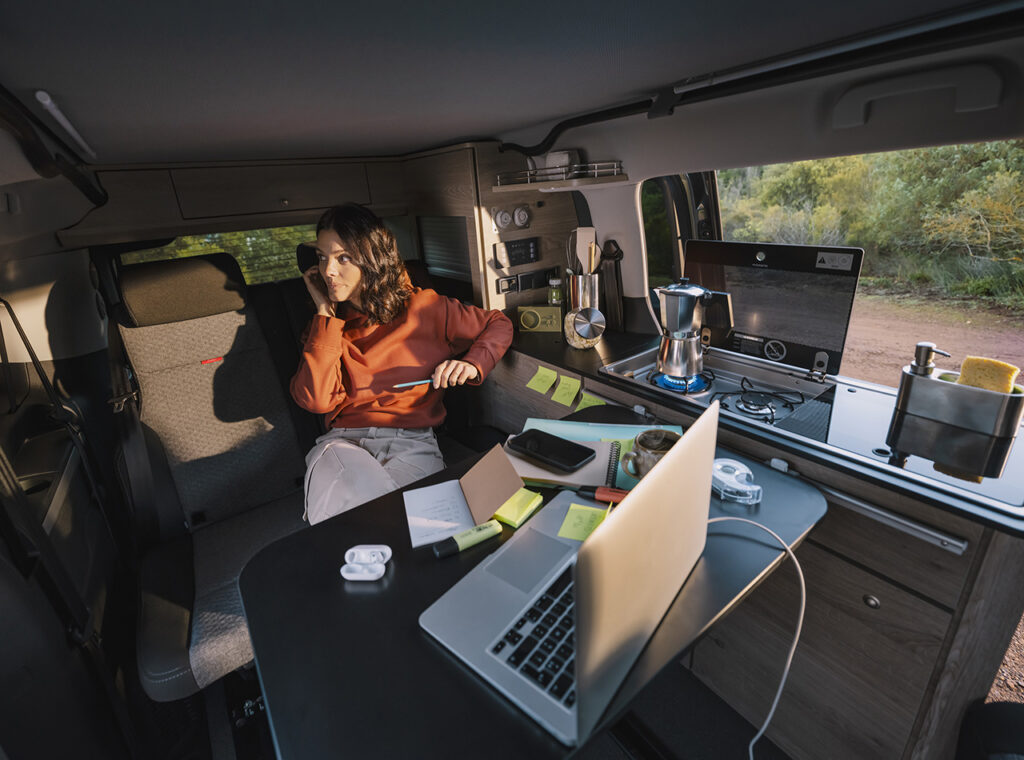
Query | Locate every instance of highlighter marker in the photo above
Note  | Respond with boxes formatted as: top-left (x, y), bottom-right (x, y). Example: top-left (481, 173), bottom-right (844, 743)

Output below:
top-left (432, 520), bottom-right (502, 559)
top-left (573, 486), bottom-right (630, 504)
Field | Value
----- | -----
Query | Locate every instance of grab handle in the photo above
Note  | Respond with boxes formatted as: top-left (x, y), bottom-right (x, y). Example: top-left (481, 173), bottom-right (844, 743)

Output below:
top-left (832, 63), bottom-right (1002, 129)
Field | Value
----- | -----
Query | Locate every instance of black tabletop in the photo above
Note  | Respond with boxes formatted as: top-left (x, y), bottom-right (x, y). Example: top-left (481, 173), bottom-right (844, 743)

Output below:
top-left (239, 438), bottom-right (826, 759)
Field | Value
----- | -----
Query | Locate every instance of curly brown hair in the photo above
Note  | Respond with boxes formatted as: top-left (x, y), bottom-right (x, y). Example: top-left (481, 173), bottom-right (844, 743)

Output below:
top-left (316, 203), bottom-right (412, 325)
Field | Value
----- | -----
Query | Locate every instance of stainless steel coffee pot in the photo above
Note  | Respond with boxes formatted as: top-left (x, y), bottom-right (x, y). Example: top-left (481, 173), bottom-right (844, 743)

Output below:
top-left (655, 279), bottom-right (711, 377)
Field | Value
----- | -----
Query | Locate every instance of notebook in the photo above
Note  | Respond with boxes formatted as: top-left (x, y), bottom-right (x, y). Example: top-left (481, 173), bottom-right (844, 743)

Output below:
top-left (520, 419), bottom-right (683, 490)
top-left (419, 402), bottom-right (720, 746)
top-left (504, 439), bottom-right (620, 488)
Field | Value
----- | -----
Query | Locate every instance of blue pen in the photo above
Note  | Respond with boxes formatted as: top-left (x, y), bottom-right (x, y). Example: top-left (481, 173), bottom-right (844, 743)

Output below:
top-left (392, 378), bottom-right (433, 389)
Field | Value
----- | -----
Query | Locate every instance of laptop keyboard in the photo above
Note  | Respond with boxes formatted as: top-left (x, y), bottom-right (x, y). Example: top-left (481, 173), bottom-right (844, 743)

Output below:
top-left (489, 565), bottom-right (576, 708)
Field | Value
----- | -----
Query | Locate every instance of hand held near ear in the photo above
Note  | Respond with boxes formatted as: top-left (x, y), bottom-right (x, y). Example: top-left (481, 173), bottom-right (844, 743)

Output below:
top-left (302, 265), bottom-right (335, 317)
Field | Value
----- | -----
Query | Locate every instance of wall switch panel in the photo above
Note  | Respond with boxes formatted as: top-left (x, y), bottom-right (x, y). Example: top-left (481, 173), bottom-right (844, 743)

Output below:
top-left (504, 237), bottom-right (540, 267)
top-left (496, 276), bottom-right (518, 294)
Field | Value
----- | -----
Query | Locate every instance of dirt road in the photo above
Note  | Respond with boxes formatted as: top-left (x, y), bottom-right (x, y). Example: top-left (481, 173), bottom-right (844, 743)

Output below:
top-left (840, 293), bottom-right (1024, 704)
top-left (840, 294), bottom-right (1024, 386)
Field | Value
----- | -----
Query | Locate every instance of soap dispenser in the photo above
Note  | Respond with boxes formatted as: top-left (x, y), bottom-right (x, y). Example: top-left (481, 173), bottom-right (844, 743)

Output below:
top-left (886, 341), bottom-right (1024, 478)
top-left (908, 341), bottom-right (951, 376)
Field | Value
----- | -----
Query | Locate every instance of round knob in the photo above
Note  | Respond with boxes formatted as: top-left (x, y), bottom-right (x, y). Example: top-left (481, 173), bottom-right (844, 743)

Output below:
top-left (494, 209), bottom-right (513, 230)
top-left (863, 594), bottom-right (881, 609)
top-left (573, 307), bottom-right (606, 340)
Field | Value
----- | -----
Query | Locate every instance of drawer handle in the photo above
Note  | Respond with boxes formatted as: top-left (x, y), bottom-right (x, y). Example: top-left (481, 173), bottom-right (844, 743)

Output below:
top-left (863, 594), bottom-right (881, 609)
top-left (816, 484), bottom-right (968, 556)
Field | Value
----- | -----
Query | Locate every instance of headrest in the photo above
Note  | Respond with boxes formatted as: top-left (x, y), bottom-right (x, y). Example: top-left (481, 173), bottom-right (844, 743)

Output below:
top-left (119, 253), bottom-right (247, 327)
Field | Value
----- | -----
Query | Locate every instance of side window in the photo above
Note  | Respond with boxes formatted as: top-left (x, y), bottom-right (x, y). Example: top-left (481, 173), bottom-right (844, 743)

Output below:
top-left (121, 224), bottom-right (316, 285)
top-left (640, 177), bottom-right (682, 291)
top-left (715, 141), bottom-right (1024, 385)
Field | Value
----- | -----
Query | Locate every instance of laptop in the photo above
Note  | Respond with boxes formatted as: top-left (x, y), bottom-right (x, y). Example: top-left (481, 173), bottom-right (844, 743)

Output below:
top-left (419, 402), bottom-right (719, 745)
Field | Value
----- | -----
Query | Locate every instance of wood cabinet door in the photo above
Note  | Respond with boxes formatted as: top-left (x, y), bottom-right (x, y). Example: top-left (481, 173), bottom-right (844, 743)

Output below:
top-left (692, 541), bottom-right (951, 760)
top-left (475, 351), bottom-right (588, 432)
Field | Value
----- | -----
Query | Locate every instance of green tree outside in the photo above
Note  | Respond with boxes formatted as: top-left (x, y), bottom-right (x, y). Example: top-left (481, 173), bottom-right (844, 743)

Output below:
top-left (122, 224), bottom-right (316, 285)
top-left (718, 140), bottom-right (1024, 310)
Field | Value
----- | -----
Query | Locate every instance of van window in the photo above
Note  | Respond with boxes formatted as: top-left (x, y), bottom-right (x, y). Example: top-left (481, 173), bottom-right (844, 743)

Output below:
top-left (640, 177), bottom-right (683, 290)
top-left (715, 141), bottom-right (1024, 386)
top-left (121, 224), bottom-right (316, 285)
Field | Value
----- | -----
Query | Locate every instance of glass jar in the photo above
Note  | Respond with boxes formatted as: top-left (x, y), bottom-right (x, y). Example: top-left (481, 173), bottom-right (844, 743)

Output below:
top-left (547, 277), bottom-right (563, 306)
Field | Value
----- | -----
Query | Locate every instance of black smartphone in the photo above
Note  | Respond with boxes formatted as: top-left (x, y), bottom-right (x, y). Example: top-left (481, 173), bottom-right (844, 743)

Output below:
top-left (507, 429), bottom-right (596, 473)
top-left (296, 242), bottom-right (318, 273)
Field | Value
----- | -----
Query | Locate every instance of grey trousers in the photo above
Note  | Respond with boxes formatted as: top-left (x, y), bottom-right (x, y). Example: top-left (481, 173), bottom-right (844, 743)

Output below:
top-left (303, 426), bottom-right (446, 525)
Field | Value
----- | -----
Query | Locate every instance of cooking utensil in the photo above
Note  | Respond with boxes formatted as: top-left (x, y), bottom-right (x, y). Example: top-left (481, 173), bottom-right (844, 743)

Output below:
top-left (654, 279), bottom-right (712, 378)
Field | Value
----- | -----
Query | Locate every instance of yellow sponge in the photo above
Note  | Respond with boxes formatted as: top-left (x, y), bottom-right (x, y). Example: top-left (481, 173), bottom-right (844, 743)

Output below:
top-left (933, 462), bottom-right (983, 484)
top-left (956, 356), bottom-right (1020, 394)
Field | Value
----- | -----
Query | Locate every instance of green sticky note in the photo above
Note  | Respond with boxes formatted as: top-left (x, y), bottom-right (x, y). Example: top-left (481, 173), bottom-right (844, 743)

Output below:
top-left (575, 392), bottom-right (606, 411)
top-left (526, 366), bottom-right (557, 394)
top-left (493, 488), bottom-right (543, 529)
top-left (551, 375), bottom-right (581, 406)
top-left (557, 503), bottom-right (608, 541)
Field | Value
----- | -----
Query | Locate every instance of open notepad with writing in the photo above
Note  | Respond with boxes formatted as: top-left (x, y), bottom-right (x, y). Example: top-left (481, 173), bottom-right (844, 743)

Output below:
top-left (504, 439), bottom-right (621, 488)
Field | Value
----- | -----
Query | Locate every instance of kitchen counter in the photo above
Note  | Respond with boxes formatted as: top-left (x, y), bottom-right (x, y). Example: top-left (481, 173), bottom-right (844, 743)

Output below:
top-left (511, 329), bottom-right (1024, 536)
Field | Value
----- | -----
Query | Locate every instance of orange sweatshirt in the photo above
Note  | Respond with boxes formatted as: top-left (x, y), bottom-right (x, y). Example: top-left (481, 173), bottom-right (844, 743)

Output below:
top-left (290, 288), bottom-right (513, 430)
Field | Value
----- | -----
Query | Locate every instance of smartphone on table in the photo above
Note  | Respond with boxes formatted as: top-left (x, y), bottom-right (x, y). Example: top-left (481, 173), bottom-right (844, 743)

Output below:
top-left (506, 429), bottom-right (596, 473)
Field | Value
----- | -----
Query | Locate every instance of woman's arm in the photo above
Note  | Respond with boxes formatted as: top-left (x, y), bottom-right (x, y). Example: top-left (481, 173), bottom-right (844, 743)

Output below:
top-left (442, 298), bottom-right (514, 385)
top-left (289, 315), bottom-right (350, 414)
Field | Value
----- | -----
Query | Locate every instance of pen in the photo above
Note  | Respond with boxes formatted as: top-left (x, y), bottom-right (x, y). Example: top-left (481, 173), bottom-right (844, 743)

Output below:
top-left (392, 378), bottom-right (433, 389)
top-left (432, 520), bottom-right (502, 559)
top-left (572, 486), bottom-right (630, 504)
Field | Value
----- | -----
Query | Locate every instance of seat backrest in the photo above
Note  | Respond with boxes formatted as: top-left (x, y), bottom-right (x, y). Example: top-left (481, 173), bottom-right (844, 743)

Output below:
top-left (117, 253), bottom-right (305, 530)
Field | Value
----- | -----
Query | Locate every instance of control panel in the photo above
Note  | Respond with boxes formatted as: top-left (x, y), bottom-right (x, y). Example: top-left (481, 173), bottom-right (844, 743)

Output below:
top-left (493, 237), bottom-right (540, 269)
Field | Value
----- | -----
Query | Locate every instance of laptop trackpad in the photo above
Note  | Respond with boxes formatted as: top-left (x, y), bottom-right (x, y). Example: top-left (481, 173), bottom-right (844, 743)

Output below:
top-left (487, 528), bottom-right (573, 594)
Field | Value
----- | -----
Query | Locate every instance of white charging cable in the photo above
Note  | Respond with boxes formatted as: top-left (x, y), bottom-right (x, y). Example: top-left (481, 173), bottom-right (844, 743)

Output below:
top-left (706, 517), bottom-right (806, 760)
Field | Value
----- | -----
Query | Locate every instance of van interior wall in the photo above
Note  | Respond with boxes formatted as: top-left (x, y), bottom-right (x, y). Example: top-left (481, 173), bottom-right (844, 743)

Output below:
top-left (0, 175), bottom-right (96, 260)
top-left (504, 34), bottom-right (1024, 299)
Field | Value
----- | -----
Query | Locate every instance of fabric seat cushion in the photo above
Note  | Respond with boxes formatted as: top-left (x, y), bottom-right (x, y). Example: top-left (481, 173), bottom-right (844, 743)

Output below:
top-left (189, 489), bottom-right (306, 689)
top-left (120, 307), bottom-right (305, 527)
top-left (138, 490), bottom-right (306, 701)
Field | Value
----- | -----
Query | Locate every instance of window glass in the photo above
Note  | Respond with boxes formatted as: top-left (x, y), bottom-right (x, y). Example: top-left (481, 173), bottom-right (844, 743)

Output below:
top-left (121, 224), bottom-right (316, 285)
top-left (640, 179), bottom-right (677, 289)
top-left (716, 141), bottom-right (1024, 385)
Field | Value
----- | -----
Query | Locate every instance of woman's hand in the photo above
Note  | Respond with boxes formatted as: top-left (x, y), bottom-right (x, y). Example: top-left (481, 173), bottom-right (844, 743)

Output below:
top-left (302, 265), bottom-right (335, 317)
top-left (431, 360), bottom-right (480, 389)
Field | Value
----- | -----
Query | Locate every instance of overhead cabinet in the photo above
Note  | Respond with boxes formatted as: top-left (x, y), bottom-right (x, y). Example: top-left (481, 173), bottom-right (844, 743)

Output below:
top-left (171, 163), bottom-right (370, 218)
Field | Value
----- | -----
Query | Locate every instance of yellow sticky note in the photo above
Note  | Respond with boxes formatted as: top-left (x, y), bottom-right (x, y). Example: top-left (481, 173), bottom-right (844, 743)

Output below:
top-left (557, 504), bottom-right (608, 541)
top-left (493, 487), bottom-right (543, 528)
top-left (575, 392), bottom-right (606, 411)
top-left (526, 366), bottom-right (557, 394)
top-left (551, 375), bottom-right (581, 406)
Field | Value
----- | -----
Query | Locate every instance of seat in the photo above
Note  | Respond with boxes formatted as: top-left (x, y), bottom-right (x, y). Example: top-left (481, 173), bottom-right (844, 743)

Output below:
top-left (114, 253), bottom-right (308, 702)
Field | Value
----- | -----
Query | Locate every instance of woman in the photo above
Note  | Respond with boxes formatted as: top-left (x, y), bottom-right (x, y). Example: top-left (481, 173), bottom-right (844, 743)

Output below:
top-left (290, 203), bottom-right (513, 525)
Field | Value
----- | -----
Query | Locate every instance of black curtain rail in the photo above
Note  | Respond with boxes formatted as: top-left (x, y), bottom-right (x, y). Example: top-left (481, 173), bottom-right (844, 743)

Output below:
top-left (499, 100), bottom-right (653, 157)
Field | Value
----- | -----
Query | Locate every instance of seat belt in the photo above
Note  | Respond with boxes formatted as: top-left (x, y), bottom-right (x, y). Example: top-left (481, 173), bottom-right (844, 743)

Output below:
top-left (0, 296), bottom-right (111, 527)
top-left (0, 443), bottom-right (140, 759)
top-left (106, 320), bottom-right (159, 553)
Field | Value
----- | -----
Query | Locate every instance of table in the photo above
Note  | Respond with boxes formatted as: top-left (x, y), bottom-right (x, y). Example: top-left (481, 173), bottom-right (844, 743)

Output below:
top-left (240, 436), bottom-right (826, 759)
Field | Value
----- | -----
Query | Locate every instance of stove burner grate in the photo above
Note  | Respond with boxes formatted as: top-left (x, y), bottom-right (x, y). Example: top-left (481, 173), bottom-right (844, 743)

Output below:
top-left (650, 370), bottom-right (713, 394)
top-left (710, 377), bottom-right (806, 424)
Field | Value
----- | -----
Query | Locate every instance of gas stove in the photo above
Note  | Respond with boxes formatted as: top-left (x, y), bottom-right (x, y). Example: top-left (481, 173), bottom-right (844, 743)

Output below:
top-left (601, 347), bottom-right (834, 425)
